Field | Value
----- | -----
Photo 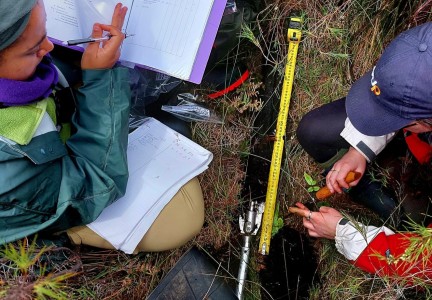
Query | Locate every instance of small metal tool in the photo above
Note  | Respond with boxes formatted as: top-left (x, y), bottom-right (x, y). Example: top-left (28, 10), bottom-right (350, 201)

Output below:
top-left (236, 201), bottom-right (264, 299)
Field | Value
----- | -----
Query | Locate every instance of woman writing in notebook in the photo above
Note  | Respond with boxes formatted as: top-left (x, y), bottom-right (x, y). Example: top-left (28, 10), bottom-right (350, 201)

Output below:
top-left (0, 0), bottom-right (204, 253)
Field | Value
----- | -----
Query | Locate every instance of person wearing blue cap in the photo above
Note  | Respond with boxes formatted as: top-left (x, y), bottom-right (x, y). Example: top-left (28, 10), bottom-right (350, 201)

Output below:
top-left (291, 23), bottom-right (432, 280)
top-left (0, 1), bottom-right (205, 253)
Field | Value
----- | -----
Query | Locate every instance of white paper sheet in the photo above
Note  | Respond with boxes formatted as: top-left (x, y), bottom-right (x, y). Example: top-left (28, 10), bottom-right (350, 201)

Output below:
top-left (45, 0), bottom-right (82, 40)
top-left (88, 118), bottom-right (213, 253)
top-left (120, 0), bottom-right (213, 80)
top-left (45, 0), bottom-right (215, 81)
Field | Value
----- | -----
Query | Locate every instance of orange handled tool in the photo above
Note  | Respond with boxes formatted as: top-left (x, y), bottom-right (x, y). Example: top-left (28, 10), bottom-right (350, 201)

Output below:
top-left (315, 171), bottom-right (361, 200)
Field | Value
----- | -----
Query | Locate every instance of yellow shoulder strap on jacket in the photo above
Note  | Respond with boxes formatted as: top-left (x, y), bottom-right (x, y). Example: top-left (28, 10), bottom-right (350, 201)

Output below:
top-left (0, 98), bottom-right (55, 145)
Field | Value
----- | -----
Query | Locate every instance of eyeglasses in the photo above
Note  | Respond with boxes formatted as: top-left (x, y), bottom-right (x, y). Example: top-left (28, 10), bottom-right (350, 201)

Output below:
top-left (419, 119), bottom-right (432, 127)
top-left (402, 119), bottom-right (432, 129)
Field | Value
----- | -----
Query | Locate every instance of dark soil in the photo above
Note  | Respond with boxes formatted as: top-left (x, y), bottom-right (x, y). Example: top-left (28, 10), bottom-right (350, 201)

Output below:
top-left (240, 63), bottom-right (319, 299)
top-left (259, 226), bottom-right (318, 300)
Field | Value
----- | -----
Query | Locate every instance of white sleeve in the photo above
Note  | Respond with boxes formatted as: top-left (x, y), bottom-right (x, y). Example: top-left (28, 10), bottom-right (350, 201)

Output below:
top-left (53, 65), bottom-right (70, 87)
top-left (335, 218), bottom-right (395, 261)
top-left (340, 118), bottom-right (395, 162)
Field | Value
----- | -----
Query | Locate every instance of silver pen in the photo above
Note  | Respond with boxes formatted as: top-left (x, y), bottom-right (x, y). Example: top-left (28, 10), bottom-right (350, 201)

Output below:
top-left (63, 33), bottom-right (135, 46)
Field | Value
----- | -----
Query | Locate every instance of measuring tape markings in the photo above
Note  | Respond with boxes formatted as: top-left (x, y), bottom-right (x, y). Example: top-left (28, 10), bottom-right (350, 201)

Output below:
top-left (259, 18), bottom-right (302, 255)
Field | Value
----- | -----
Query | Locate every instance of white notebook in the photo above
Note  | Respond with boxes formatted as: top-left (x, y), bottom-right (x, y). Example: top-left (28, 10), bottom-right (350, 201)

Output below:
top-left (88, 118), bottom-right (213, 253)
top-left (45, 0), bottom-right (227, 83)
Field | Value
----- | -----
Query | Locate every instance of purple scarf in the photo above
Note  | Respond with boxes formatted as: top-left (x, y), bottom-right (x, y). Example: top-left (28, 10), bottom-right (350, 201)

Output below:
top-left (0, 57), bottom-right (58, 107)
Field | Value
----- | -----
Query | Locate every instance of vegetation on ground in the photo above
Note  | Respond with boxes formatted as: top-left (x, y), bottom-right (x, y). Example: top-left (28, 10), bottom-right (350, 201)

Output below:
top-left (1, 0), bottom-right (432, 299)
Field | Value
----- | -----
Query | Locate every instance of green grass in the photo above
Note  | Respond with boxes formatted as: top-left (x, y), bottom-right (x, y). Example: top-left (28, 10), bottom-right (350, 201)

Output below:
top-left (0, 238), bottom-right (80, 299)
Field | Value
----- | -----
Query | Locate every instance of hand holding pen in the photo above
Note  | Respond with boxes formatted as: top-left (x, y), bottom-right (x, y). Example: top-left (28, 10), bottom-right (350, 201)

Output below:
top-left (63, 33), bottom-right (135, 46)
top-left (81, 3), bottom-right (128, 70)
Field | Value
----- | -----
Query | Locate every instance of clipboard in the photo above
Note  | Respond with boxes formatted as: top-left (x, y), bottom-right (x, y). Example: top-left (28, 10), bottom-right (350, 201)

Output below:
top-left (45, 0), bottom-right (228, 84)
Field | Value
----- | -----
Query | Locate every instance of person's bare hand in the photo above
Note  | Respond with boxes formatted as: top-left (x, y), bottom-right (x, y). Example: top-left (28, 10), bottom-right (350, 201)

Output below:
top-left (289, 202), bottom-right (343, 239)
top-left (326, 147), bottom-right (366, 194)
top-left (81, 3), bottom-right (128, 70)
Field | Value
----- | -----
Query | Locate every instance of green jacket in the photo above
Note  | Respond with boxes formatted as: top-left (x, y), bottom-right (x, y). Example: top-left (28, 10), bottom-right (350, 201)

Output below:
top-left (0, 67), bottom-right (131, 244)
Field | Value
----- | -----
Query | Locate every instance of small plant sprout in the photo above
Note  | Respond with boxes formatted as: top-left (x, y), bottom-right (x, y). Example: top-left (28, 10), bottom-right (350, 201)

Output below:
top-left (304, 172), bottom-right (320, 193)
top-left (271, 203), bottom-right (284, 237)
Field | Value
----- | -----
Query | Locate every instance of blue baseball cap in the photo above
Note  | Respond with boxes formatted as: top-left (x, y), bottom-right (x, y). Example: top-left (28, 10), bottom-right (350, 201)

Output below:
top-left (346, 22), bottom-right (432, 136)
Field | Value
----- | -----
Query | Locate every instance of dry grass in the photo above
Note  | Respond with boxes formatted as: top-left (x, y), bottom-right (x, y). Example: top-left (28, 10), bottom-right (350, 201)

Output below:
top-left (239, 0), bottom-right (432, 298)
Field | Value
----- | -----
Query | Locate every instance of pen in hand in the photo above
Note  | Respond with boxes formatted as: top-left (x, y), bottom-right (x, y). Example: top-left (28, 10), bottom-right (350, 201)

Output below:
top-left (63, 33), bottom-right (135, 46)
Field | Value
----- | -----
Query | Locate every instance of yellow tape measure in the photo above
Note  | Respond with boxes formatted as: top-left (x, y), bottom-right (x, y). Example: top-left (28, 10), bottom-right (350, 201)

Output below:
top-left (259, 17), bottom-right (302, 255)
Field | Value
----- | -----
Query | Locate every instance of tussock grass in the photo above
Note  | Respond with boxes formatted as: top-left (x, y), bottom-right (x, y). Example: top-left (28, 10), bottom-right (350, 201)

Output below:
top-left (0, 238), bottom-right (80, 299)
top-left (247, 0), bottom-right (432, 298)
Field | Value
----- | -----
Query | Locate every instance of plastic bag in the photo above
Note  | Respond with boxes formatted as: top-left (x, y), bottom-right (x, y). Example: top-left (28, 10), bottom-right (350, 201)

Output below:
top-left (161, 93), bottom-right (223, 124)
top-left (224, 0), bottom-right (238, 16)
top-left (128, 67), bottom-right (182, 130)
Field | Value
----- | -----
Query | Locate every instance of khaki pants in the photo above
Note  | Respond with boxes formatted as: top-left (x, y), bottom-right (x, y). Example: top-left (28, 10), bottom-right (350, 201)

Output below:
top-left (67, 178), bottom-right (204, 253)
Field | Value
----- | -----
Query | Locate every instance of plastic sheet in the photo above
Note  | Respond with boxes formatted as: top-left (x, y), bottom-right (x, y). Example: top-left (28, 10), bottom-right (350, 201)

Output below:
top-left (161, 93), bottom-right (223, 124)
top-left (128, 67), bottom-right (182, 130)
top-left (224, 0), bottom-right (238, 16)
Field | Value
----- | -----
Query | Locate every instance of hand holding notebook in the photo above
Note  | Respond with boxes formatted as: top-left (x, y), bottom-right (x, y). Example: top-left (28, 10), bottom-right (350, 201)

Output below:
top-left (45, 0), bottom-right (227, 83)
